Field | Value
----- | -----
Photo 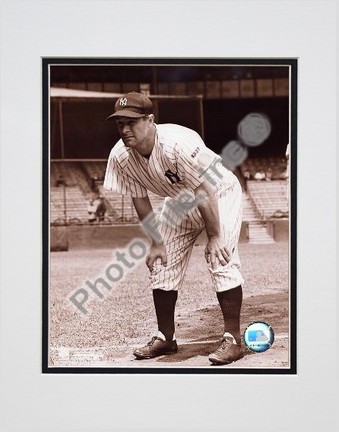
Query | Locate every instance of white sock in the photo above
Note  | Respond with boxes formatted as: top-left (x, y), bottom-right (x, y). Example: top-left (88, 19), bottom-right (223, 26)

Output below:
top-left (157, 331), bottom-right (175, 341)
top-left (223, 332), bottom-right (237, 344)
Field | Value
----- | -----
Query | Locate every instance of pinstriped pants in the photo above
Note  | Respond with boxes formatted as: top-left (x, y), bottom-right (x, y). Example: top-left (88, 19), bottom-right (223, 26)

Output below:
top-left (150, 180), bottom-right (244, 292)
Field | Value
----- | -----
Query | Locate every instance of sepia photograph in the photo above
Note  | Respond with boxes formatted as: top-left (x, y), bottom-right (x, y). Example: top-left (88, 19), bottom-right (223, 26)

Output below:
top-left (1, 1), bottom-right (336, 431)
top-left (43, 58), bottom-right (296, 373)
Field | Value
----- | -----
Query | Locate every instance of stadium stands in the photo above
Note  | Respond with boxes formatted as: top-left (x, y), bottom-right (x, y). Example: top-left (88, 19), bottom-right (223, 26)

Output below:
top-left (50, 160), bottom-right (288, 230)
top-left (81, 162), bottom-right (106, 189)
top-left (51, 162), bottom-right (92, 193)
top-left (50, 186), bottom-right (89, 223)
top-left (247, 179), bottom-right (288, 220)
top-left (97, 186), bottom-right (137, 222)
top-left (82, 161), bottom-right (106, 179)
top-left (51, 161), bottom-right (168, 225)
top-left (240, 157), bottom-right (288, 181)
top-left (98, 186), bottom-right (165, 222)
top-left (242, 192), bottom-right (275, 243)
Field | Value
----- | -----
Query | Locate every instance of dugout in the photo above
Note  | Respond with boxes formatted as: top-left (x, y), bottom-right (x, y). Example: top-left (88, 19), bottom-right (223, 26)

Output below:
top-left (49, 87), bottom-right (289, 159)
top-left (50, 88), bottom-right (204, 159)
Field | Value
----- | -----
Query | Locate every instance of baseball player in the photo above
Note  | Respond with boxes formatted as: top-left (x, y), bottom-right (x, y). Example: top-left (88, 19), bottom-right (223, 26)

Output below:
top-left (104, 92), bottom-right (244, 365)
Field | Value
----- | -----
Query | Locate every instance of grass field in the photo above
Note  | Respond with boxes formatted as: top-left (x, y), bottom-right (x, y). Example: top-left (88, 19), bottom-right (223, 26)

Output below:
top-left (49, 238), bottom-right (290, 369)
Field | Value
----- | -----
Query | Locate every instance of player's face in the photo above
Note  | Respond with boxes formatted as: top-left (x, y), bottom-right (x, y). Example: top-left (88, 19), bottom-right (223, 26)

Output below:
top-left (116, 117), bottom-right (151, 148)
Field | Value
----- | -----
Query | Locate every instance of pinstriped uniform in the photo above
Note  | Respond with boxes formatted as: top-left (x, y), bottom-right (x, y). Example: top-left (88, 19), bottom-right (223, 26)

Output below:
top-left (104, 124), bottom-right (244, 292)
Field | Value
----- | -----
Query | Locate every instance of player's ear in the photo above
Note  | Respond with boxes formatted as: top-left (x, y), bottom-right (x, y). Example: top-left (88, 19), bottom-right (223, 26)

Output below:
top-left (147, 114), bottom-right (154, 124)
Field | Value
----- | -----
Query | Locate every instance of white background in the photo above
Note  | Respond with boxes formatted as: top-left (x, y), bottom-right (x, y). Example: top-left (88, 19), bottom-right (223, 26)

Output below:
top-left (0, 1), bottom-right (337, 431)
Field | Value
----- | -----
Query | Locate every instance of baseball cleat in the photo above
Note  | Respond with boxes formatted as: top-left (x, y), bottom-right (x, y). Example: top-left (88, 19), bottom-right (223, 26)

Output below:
top-left (209, 337), bottom-right (244, 365)
top-left (133, 336), bottom-right (178, 359)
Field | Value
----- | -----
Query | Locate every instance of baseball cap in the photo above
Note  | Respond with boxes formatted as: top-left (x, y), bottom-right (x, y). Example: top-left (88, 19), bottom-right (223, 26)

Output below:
top-left (106, 92), bottom-right (153, 120)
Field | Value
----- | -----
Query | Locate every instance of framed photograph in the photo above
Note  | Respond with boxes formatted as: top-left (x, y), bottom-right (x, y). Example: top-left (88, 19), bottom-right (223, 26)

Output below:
top-left (42, 58), bottom-right (297, 374)
top-left (1, 1), bottom-right (336, 431)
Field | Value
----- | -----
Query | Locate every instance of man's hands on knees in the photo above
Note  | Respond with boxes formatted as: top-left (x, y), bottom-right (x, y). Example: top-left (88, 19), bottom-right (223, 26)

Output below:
top-left (195, 181), bottom-right (232, 270)
top-left (146, 241), bottom-right (168, 272)
top-left (131, 196), bottom-right (167, 272)
top-left (205, 236), bottom-right (231, 270)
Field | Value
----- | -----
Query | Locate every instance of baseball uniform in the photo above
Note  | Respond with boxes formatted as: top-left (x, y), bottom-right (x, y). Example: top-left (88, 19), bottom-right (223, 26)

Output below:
top-left (104, 123), bottom-right (244, 292)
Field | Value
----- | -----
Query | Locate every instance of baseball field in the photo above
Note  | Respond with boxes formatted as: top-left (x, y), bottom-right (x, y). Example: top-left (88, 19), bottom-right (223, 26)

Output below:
top-left (48, 227), bottom-right (290, 370)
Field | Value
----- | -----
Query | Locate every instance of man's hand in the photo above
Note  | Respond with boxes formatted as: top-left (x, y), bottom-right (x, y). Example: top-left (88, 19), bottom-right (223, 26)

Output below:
top-left (205, 236), bottom-right (231, 270)
top-left (146, 242), bottom-right (168, 272)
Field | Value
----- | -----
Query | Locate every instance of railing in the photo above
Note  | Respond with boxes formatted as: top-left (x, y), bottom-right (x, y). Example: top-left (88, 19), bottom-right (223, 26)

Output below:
top-left (50, 214), bottom-right (139, 227)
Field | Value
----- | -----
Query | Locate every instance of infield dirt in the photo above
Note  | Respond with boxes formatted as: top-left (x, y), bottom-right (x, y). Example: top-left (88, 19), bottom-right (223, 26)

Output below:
top-left (49, 239), bottom-right (290, 370)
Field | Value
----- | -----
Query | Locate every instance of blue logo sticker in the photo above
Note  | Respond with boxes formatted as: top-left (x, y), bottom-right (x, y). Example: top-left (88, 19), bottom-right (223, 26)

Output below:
top-left (243, 321), bottom-right (274, 353)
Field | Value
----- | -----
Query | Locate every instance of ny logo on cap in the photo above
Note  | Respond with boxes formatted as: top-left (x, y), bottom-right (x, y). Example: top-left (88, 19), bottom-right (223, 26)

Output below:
top-left (119, 98), bottom-right (128, 106)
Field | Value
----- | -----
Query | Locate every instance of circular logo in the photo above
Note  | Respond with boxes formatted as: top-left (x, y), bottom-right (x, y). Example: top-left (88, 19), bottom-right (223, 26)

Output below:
top-left (243, 321), bottom-right (274, 353)
top-left (237, 113), bottom-right (271, 147)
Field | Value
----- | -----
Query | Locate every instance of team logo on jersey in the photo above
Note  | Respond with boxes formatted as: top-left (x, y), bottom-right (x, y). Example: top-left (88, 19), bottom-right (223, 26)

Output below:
top-left (164, 169), bottom-right (181, 184)
top-left (119, 97), bottom-right (128, 106)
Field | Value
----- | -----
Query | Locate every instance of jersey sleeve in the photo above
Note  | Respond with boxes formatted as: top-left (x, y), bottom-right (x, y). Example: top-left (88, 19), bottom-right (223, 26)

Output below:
top-left (174, 132), bottom-right (221, 190)
top-left (103, 155), bottom-right (148, 198)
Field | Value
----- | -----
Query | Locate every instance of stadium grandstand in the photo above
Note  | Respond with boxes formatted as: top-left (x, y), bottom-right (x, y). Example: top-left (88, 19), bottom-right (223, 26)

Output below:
top-left (49, 64), bottom-right (290, 243)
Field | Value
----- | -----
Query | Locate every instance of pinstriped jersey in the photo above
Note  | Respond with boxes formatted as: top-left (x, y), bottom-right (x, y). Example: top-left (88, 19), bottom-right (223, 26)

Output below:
top-left (103, 123), bottom-right (237, 198)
